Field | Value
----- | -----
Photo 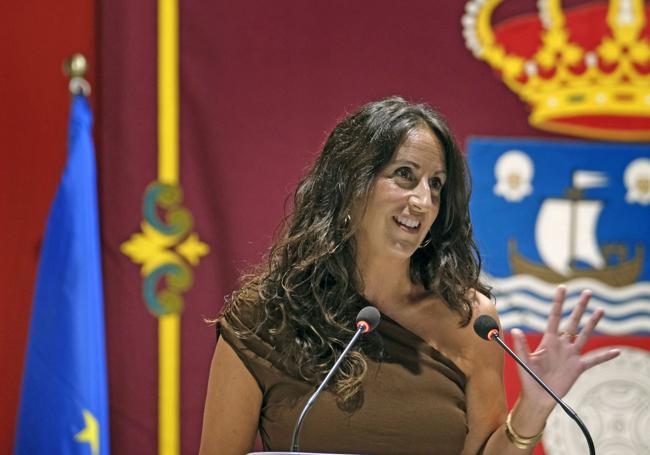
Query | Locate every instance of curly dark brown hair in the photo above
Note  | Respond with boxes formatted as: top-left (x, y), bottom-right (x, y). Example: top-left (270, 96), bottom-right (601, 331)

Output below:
top-left (220, 96), bottom-right (491, 405)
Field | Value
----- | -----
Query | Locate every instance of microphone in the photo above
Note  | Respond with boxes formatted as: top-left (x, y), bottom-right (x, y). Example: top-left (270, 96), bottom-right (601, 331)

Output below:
top-left (290, 306), bottom-right (381, 452)
top-left (473, 315), bottom-right (595, 455)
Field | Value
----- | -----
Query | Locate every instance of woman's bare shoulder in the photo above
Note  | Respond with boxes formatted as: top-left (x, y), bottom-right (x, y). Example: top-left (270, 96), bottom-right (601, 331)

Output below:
top-left (456, 290), bottom-right (502, 376)
top-left (469, 289), bottom-right (498, 320)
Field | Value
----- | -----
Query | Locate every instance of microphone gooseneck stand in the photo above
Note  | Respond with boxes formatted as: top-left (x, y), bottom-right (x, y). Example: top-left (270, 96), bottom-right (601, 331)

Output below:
top-left (290, 306), bottom-right (381, 453)
top-left (474, 315), bottom-right (596, 455)
top-left (290, 325), bottom-right (365, 452)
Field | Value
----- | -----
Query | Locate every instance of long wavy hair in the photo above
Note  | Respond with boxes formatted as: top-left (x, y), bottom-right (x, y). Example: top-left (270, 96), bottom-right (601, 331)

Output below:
top-left (221, 96), bottom-right (491, 405)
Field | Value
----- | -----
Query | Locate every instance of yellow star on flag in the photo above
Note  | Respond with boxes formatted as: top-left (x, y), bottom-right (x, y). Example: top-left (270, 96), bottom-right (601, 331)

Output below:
top-left (74, 409), bottom-right (100, 455)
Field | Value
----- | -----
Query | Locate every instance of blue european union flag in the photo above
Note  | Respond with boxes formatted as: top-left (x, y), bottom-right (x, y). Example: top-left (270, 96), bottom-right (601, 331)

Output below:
top-left (15, 94), bottom-right (110, 455)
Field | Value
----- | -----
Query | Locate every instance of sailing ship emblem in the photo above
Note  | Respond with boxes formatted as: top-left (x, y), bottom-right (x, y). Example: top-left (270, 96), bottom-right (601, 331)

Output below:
top-left (509, 170), bottom-right (644, 287)
top-left (467, 138), bottom-right (649, 335)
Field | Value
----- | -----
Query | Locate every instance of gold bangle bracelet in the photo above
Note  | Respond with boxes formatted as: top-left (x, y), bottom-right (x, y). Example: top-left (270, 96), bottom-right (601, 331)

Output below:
top-left (505, 411), bottom-right (544, 450)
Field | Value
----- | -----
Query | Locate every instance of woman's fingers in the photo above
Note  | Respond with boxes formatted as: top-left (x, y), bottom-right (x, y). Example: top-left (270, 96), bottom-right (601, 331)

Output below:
top-left (581, 348), bottom-right (621, 370)
top-left (562, 289), bottom-right (591, 337)
top-left (546, 285), bottom-right (567, 334)
top-left (511, 328), bottom-right (531, 364)
top-left (574, 308), bottom-right (603, 350)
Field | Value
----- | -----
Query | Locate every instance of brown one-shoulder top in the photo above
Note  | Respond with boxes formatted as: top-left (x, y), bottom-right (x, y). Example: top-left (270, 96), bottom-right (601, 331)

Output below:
top-left (217, 314), bottom-right (468, 455)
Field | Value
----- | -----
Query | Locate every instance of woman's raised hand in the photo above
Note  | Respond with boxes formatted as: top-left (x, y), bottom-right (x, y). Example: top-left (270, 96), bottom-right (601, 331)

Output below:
top-left (510, 285), bottom-right (620, 412)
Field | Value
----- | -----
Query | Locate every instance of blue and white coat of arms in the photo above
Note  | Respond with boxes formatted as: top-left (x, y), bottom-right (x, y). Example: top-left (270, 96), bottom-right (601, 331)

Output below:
top-left (468, 138), bottom-right (650, 335)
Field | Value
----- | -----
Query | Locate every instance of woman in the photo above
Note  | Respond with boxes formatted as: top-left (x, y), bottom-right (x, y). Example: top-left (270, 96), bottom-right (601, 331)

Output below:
top-left (199, 97), bottom-right (619, 454)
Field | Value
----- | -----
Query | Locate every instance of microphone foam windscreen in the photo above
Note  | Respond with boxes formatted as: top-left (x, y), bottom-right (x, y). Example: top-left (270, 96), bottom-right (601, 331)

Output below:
top-left (473, 314), bottom-right (499, 340)
top-left (356, 306), bottom-right (381, 332)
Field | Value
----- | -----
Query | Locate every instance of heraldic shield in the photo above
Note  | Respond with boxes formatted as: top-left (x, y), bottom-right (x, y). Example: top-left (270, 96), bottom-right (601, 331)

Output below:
top-left (468, 137), bottom-right (650, 454)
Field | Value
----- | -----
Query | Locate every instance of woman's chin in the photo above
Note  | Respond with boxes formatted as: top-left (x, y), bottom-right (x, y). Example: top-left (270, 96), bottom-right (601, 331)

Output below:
top-left (356, 236), bottom-right (421, 262)
top-left (386, 239), bottom-right (420, 259)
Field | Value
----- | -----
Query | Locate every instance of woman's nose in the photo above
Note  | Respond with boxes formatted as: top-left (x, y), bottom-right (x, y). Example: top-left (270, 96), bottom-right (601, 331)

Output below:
top-left (408, 180), bottom-right (433, 212)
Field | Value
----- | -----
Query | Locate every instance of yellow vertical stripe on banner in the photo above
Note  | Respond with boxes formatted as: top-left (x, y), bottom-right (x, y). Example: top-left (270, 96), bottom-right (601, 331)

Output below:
top-left (158, 0), bottom-right (180, 454)
top-left (159, 315), bottom-right (180, 455)
top-left (158, 0), bottom-right (179, 185)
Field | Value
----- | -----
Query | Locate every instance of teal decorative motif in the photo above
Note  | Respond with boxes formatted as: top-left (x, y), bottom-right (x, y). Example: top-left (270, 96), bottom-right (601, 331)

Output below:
top-left (121, 182), bottom-right (209, 316)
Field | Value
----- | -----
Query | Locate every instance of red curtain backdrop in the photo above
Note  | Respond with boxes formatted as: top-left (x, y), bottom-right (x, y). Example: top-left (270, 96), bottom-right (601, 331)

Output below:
top-left (0, 1), bottom-right (94, 453)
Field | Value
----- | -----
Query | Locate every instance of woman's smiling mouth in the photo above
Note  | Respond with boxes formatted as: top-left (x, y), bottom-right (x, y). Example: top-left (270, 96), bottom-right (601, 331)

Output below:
top-left (394, 215), bottom-right (421, 233)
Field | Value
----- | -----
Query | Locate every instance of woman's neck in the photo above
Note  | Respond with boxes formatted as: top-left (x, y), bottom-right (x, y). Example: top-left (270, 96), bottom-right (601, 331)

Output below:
top-left (355, 250), bottom-right (416, 311)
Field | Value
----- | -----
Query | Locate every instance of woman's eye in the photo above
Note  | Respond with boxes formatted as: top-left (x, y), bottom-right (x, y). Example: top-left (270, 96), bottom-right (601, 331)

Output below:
top-left (395, 167), bottom-right (414, 181)
top-left (430, 177), bottom-right (444, 191)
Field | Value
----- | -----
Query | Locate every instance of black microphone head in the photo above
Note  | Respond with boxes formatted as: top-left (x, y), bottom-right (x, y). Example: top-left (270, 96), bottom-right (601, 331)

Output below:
top-left (473, 315), bottom-right (500, 341)
top-left (356, 306), bottom-right (381, 333)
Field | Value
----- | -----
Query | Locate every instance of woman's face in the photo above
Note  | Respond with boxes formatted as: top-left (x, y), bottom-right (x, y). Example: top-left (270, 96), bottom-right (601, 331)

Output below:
top-left (354, 125), bottom-right (447, 261)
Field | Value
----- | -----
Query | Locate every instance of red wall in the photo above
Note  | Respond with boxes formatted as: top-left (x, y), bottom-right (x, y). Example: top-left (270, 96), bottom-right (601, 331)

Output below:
top-left (0, 1), bottom-right (95, 452)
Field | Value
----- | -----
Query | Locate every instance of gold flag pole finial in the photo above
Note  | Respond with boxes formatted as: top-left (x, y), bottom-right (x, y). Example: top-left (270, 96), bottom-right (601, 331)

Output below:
top-left (64, 53), bottom-right (88, 78)
top-left (64, 53), bottom-right (91, 95)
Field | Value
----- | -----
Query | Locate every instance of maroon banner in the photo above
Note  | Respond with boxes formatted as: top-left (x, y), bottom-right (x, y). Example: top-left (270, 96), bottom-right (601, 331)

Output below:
top-left (98, 0), bottom-right (159, 452)
top-left (99, 1), bottom-right (612, 454)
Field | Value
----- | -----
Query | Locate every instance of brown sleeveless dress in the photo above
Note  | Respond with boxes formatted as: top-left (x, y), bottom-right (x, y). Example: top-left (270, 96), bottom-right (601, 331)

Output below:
top-left (217, 314), bottom-right (468, 454)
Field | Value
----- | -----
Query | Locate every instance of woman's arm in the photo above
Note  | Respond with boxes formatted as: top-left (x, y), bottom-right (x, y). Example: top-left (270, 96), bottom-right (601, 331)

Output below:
top-left (199, 338), bottom-right (263, 455)
top-left (462, 286), bottom-right (619, 455)
top-left (460, 294), bottom-right (508, 455)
